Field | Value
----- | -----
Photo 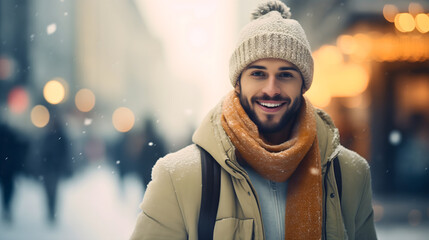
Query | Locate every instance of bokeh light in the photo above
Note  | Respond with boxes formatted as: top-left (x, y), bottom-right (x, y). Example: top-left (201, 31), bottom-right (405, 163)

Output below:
top-left (383, 4), bottom-right (398, 23)
top-left (43, 79), bottom-right (66, 104)
top-left (415, 13), bottom-right (429, 33)
top-left (408, 3), bottom-right (424, 16)
top-left (31, 105), bottom-right (50, 128)
top-left (337, 34), bottom-right (357, 55)
top-left (331, 63), bottom-right (369, 97)
top-left (7, 87), bottom-right (30, 114)
top-left (0, 55), bottom-right (16, 81)
top-left (395, 13), bottom-right (416, 32)
top-left (75, 88), bottom-right (96, 112)
top-left (112, 107), bottom-right (135, 132)
top-left (353, 33), bottom-right (372, 60)
top-left (306, 63), bottom-right (331, 108)
top-left (314, 45), bottom-right (343, 66)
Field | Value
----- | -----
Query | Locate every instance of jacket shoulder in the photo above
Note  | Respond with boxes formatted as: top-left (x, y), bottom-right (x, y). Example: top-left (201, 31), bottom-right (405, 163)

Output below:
top-left (153, 144), bottom-right (202, 182)
top-left (133, 144), bottom-right (202, 239)
top-left (337, 145), bottom-right (370, 177)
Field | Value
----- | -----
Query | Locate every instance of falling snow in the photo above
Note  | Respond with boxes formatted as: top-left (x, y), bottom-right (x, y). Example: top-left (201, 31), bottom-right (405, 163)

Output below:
top-left (389, 130), bottom-right (402, 145)
top-left (116, 160), bottom-right (120, 165)
top-left (148, 142), bottom-right (153, 146)
top-left (84, 118), bottom-right (93, 126)
top-left (46, 23), bottom-right (57, 35)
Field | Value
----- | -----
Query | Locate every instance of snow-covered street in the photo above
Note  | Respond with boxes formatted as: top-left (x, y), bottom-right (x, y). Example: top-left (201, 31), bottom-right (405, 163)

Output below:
top-left (0, 163), bottom-right (143, 240)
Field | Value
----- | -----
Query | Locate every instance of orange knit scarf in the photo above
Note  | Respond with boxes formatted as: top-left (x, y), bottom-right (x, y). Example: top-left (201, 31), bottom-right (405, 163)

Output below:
top-left (221, 91), bottom-right (322, 240)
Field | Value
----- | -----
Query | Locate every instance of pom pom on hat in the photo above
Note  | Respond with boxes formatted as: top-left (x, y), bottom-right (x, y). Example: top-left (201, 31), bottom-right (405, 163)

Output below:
top-left (251, 0), bottom-right (291, 20)
top-left (229, 0), bottom-right (314, 92)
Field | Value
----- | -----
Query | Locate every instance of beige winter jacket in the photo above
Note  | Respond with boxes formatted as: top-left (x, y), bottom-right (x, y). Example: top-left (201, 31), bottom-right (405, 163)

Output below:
top-left (130, 101), bottom-right (377, 240)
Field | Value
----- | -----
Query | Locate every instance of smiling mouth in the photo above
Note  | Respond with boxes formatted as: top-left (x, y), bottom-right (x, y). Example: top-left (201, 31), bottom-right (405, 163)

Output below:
top-left (258, 102), bottom-right (284, 108)
top-left (256, 101), bottom-right (288, 112)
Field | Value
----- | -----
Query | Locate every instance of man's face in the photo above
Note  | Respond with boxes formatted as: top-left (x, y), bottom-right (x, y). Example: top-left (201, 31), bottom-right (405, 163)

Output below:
top-left (236, 58), bottom-right (304, 134)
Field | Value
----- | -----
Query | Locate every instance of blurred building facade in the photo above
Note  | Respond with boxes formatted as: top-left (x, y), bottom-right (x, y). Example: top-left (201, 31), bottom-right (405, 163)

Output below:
top-left (288, 0), bottom-right (429, 227)
top-left (0, 0), bottom-right (171, 221)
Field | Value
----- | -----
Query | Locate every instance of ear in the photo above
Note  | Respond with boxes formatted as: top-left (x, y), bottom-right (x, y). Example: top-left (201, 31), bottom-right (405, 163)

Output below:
top-left (301, 80), bottom-right (305, 94)
top-left (235, 76), bottom-right (241, 94)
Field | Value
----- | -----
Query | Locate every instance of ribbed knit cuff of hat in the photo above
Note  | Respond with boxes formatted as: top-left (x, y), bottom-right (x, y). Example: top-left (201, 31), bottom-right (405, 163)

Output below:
top-left (229, 32), bottom-right (313, 91)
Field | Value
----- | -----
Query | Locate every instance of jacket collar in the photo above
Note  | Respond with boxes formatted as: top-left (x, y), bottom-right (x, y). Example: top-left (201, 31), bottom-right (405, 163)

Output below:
top-left (315, 108), bottom-right (341, 168)
top-left (192, 97), bottom-right (341, 177)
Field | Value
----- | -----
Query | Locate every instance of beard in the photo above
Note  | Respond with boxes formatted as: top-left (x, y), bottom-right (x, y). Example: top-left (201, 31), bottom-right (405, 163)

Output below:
top-left (238, 92), bottom-right (303, 134)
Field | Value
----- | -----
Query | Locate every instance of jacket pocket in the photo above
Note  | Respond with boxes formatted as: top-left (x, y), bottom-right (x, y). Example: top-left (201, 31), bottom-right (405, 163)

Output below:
top-left (213, 218), bottom-right (254, 240)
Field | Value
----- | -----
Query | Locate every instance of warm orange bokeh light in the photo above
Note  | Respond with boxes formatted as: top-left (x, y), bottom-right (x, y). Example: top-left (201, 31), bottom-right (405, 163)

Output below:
top-left (337, 35), bottom-right (357, 55)
top-left (353, 33), bottom-right (372, 60)
top-left (311, 45), bottom-right (370, 101)
top-left (43, 79), bottom-right (66, 104)
top-left (329, 63), bottom-right (369, 97)
top-left (112, 107), bottom-right (135, 132)
top-left (415, 13), bottom-right (429, 33)
top-left (305, 70), bottom-right (331, 108)
top-left (408, 3), bottom-right (424, 16)
top-left (313, 45), bottom-right (343, 66)
top-left (383, 4), bottom-right (398, 23)
top-left (31, 105), bottom-right (50, 128)
top-left (395, 13), bottom-right (416, 32)
top-left (75, 88), bottom-right (96, 112)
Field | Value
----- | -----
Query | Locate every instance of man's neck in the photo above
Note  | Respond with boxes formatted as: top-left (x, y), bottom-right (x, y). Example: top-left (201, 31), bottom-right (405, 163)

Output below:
top-left (261, 116), bottom-right (297, 145)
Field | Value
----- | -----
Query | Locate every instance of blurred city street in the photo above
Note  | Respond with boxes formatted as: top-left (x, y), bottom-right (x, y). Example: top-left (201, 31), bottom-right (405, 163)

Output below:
top-left (0, 164), bottom-right (428, 240)
top-left (0, 163), bottom-right (143, 240)
top-left (1, 0), bottom-right (429, 239)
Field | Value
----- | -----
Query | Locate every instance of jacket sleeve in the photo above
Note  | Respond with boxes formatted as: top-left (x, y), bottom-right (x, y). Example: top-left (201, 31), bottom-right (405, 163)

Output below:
top-left (354, 165), bottom-right (377, 240)
top-left (130, 157), bottom-right (187, 240)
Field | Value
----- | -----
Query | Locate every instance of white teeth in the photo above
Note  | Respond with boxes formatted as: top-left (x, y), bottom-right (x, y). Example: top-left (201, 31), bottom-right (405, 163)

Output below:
top-left (259, 102), bottom-right (282, 108)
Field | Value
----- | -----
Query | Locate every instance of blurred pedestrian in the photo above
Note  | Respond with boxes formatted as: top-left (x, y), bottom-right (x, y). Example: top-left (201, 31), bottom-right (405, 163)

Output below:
top-left (113, 131), bottom-right (142, 183)
top-left (39, 116), bottom-right (71, 223)
top-left (137, 118), bottom-right (167, 190)
top-left (0, 122), bottom-right (27, 223)
top-left (131, 1), bottom-right (377, 239)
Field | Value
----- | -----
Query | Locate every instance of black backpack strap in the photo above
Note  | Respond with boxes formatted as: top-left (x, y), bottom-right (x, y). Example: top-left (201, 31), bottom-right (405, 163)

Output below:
top-left (333, 156), bottom-right (342, 202)
top-left (198, 147), bottom-right (221, 240)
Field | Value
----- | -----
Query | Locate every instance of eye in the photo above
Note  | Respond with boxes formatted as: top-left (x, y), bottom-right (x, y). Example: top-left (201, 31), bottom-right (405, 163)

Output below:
top-left (277, 72), bottom-right (294, 78)
top-left (250, 71), bottom-right (265, 77)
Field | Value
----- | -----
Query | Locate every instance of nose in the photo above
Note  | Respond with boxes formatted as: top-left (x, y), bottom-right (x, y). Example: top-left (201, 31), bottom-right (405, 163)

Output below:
top-left (261, 76), bottom-right (281, 97)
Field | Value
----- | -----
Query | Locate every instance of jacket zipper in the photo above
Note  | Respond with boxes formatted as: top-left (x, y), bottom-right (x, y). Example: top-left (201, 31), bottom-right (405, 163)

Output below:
top-left (323, 160), bottom-right (332, 240)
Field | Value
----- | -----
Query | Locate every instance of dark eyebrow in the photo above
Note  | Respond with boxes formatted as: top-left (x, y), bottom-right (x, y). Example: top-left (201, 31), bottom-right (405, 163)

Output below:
top-left (246, 65), bottom-right (266, 70)
top-left (279, 67), bottom-right (299, 72)
top-left (245, 65), bottom-right (299, 72)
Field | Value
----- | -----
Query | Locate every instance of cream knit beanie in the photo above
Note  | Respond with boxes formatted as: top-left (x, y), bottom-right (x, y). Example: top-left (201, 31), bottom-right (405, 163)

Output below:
top-left (229, 0), bottom-right (314, 92)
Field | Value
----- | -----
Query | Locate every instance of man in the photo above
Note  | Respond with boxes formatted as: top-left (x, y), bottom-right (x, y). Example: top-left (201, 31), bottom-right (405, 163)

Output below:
top-left (130, 1), bottom-right (377, 239)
